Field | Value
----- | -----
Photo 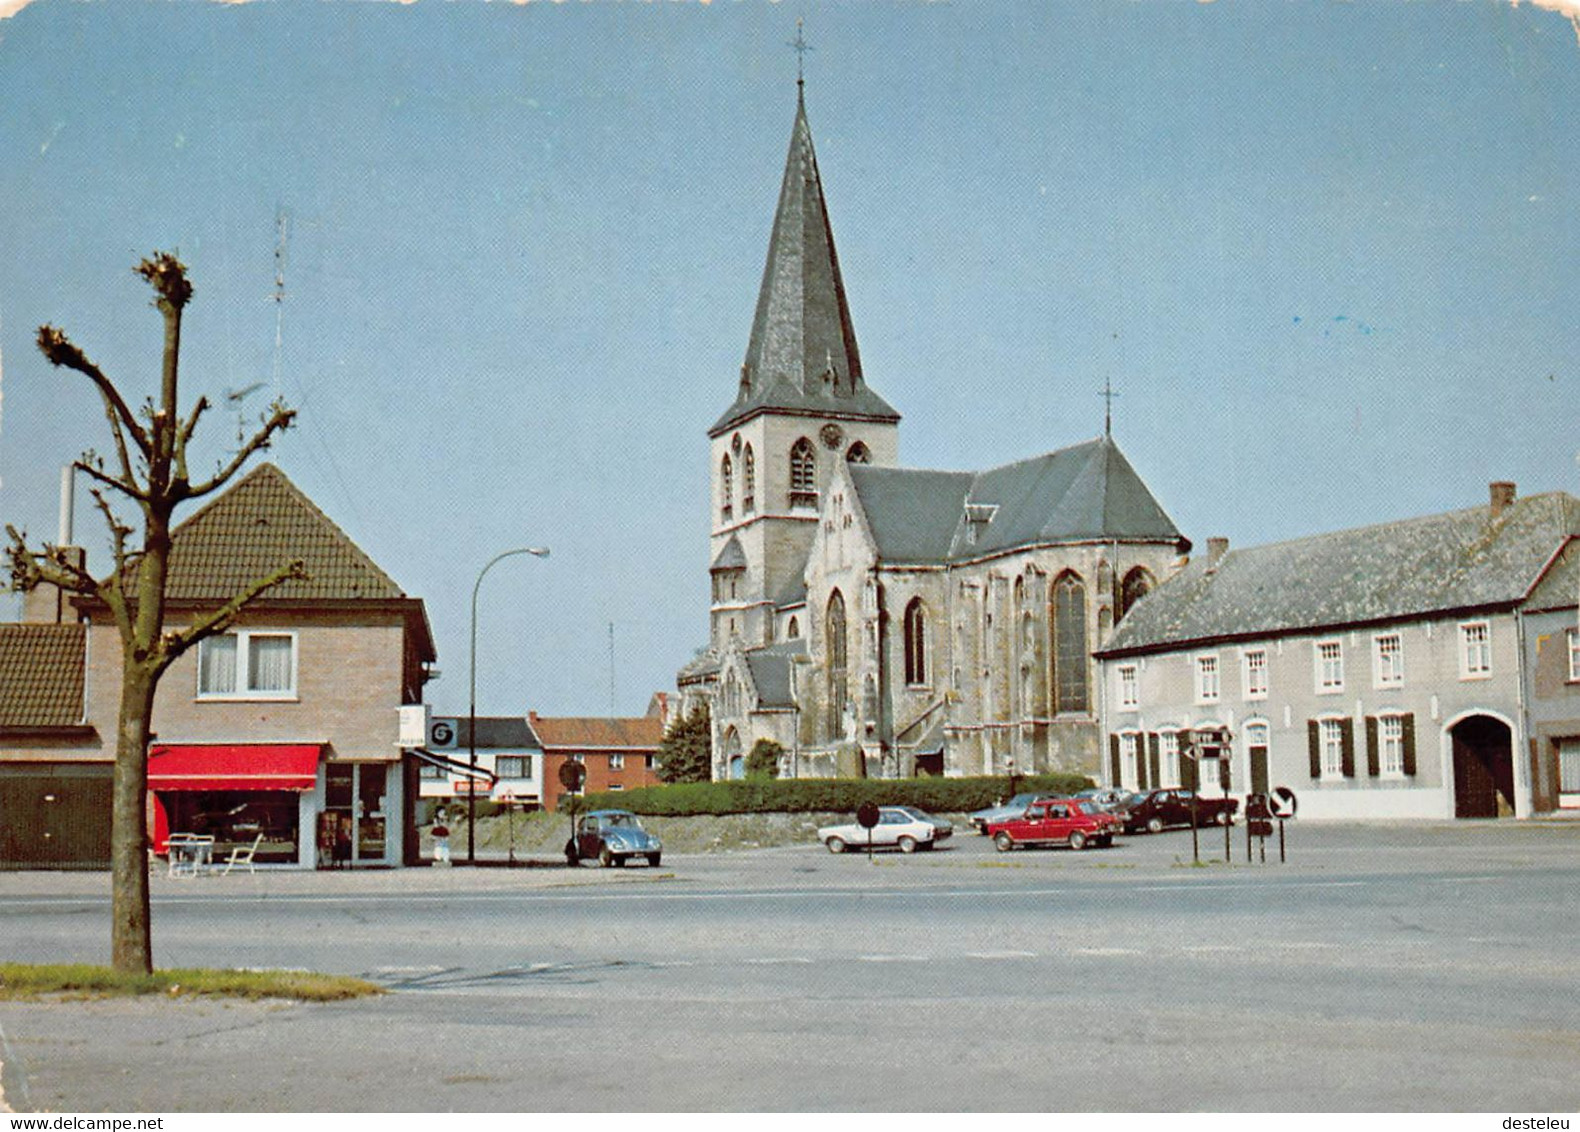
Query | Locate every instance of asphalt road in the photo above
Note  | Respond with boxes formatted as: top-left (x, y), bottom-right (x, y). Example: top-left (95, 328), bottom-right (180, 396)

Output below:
top-left (3, 821), bottom-right (1579, 1112)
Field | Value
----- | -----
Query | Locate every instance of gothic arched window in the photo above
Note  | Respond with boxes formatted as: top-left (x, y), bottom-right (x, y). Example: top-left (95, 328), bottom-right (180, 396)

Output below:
top-left (1118, 566), bottom-right (1154, 622)
top-left (903, 597), bottom-right (927, 686)
top-left (790, 438), bottom-right (817, 507)
top-left (742, 444), bottom-right (756, 514)
top-left (846, 441), bottom-right (871, 465)
top-left (826, 589), bottom-right (847, 736)
top-left (787, 616), bottom-right (800, 639)
top-left (719, 454), bottom-right (734, 524)
top-left (1051, 572), bottom-right (1089, 714)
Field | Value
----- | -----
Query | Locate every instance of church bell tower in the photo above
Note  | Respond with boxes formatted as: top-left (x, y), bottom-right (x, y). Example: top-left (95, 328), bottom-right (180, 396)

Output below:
top-left (706, 85), bottom-right (901, 651)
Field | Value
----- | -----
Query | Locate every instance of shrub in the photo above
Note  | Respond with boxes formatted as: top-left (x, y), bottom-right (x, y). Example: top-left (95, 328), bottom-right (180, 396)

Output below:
top-left (745, 738), bottom-right (783, 779)
top-left (582, 773), bottom-right (1093, 817)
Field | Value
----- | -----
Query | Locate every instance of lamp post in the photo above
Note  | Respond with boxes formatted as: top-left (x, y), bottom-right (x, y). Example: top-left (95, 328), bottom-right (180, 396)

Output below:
top-left (468, 546), bottom-right (550, 864)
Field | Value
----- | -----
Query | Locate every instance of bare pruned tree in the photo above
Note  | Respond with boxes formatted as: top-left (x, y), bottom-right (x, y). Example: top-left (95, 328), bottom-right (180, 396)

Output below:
top-left (5, 252), bottom-right (305, 973)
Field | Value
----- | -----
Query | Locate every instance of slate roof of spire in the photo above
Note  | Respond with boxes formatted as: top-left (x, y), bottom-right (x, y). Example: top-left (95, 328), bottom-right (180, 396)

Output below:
top-left (1100, 491), bottom-right (1580, 656)
top-left (847, 436), bottom-right (1186, 566)
top-left (711, 93), bottom-right (899, 437)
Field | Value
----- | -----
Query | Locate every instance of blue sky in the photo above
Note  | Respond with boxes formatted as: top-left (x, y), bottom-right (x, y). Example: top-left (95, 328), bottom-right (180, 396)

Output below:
top-left (1, 0), bottom-right (1576, 718)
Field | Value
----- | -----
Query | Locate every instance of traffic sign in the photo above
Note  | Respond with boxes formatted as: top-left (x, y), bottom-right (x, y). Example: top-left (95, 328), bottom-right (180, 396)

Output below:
top-left (1270, 786), bottom-right (1298, 819)
top-left (558, 761), bottom-right (587, 792)
top-left (856, 802), bottom-right (881, 830)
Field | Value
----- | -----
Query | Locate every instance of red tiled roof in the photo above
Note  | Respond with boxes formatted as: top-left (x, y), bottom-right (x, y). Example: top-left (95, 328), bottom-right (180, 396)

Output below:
top-left (0, 624), bottom-right (86, 728)
top-left (528, 715), bottom-right (664, 751)
top-left (157, 463), bottom-right (407, 603)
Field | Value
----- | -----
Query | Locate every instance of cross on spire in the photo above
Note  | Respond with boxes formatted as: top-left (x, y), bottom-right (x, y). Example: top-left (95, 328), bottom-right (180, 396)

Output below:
top-left (789, 19), bottom-right (813, 90)
top-left (1100, 377), bottom-right (1121, 437)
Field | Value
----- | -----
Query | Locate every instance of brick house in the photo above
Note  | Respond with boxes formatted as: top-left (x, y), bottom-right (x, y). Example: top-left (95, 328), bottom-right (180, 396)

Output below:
top-left (528, 706), bottom-right (664, 811)
top-left (0, 462), bottom-right (437, 868)
top-left (1096, 483), bottom-right (1579, 820)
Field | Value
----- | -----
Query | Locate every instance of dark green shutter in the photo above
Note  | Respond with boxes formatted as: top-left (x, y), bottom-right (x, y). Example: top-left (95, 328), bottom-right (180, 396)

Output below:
top-left (1365, 716), bottom-right (1380, 777)
top-left (1401, 713), bottom-right (1417, 776)
top-left (1109, 733), bottom-right (1121, 786)
top-left (1340, 718), bottom-right (1356, 778)
top-left (1307, 720), bottom-right (1321, 779)
top-left (1147, 733), bottom-right (1161, 790)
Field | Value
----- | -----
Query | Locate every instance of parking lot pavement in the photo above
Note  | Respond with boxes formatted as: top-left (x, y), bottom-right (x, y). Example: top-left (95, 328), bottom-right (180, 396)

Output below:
top-left (5, 820), bottom-right (1580, 1111)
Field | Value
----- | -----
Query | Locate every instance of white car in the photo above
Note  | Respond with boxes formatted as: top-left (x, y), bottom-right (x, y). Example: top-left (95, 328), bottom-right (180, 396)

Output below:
top-left (817, 806), bottom-right (953, 854)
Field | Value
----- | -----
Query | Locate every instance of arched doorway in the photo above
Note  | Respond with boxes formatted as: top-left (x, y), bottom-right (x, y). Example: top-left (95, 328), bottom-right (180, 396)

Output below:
top-left (722, 727), bottom-right (744, 781)
top-left (1450, 714), bottom-right (1514, 818)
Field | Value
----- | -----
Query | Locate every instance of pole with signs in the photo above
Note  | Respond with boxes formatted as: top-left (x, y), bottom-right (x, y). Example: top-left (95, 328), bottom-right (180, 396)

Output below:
top-left (1269, 786), bottom-right (1298, 863)
top-left (1180, 733), bottom-right (1199, 865)
top-left (857, 802), bottom-right (880, 863)
top-left (559, 760), bottom-right (587, 867)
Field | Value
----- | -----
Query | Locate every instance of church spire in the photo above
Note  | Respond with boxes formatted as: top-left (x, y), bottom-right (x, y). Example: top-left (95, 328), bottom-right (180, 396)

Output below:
top-left (712, 87), bottom-right (898, 437)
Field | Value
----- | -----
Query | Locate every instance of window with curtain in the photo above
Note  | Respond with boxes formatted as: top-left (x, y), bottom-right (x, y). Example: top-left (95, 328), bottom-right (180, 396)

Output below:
top-left (197, 631), bottom-right (295, 698)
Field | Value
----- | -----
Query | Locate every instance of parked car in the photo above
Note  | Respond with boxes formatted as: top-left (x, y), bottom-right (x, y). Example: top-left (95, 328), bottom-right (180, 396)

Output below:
top-left (565, 810), bottom-right (662, 867)
top-left (967, 792), bottom-right (1059, 833)
top-left (1117, 788), bottom-right (1238, 834)
top-left (818, 806), bottom-right (953, 854)
top-left (1072, 787), bottom-right (1136, 813)
top-left (985, 797), bottom-right (1121, 852)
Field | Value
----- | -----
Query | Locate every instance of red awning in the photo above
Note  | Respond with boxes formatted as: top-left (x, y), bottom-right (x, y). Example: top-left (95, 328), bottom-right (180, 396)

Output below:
top-left (148, 744), bottom-right (321, 792)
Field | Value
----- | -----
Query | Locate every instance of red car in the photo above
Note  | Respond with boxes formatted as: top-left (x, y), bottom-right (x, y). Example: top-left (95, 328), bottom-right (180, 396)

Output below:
top-left (986, 797), bottom-right (1120, 852)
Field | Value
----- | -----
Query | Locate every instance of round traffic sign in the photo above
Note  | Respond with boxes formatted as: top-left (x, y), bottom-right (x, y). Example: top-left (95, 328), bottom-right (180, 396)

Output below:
top-left (856, 802), bottom-right (881, 829)
top-left (558, 761), bottom-right (587, 791)
top-left (1270, 786), bottom-right (1298, 819)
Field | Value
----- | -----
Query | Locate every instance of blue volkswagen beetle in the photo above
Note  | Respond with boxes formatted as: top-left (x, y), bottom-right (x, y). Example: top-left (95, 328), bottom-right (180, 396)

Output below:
top-left (566, 809), bottom-right (662, 868)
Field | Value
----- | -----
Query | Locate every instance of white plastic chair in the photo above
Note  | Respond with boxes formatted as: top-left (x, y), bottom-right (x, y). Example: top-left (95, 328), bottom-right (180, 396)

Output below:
top-left (220, 833), bottom-right (264, 875)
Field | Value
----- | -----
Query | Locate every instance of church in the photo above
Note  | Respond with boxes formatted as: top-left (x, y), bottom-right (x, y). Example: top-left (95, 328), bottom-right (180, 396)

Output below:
top-left (676, 87), bottom-right (1189, 782)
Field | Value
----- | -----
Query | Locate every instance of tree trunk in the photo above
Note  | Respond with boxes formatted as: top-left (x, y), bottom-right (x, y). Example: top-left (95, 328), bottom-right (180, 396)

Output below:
top-left (110, 664), bottom-right (157, 974)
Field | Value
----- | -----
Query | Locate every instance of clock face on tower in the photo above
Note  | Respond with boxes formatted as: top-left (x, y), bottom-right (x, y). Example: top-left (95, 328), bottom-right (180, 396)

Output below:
top-left (819, 423), bottom-right (844, 449)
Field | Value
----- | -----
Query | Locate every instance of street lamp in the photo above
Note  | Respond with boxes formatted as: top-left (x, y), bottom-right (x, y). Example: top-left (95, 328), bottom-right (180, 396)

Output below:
top-left (468, 546), bottom-right (550, 864)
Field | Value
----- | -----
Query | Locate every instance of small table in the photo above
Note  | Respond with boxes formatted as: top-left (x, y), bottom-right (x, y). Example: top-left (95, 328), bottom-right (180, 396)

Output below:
top-left (166, 834), bottom-right (215, 878)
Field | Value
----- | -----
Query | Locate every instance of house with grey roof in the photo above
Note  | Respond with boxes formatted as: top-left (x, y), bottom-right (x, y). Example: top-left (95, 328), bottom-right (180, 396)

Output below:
top-left (1096, 482), bottom-right (1580, 820)
top-left (2, 462), bottom-right (438, 868)
top-left (680, 87), bottom-right (1187, 780)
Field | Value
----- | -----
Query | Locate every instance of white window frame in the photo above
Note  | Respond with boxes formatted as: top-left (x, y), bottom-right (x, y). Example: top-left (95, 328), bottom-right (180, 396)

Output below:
top-left (609, 753), bottom-right (626, 770)
top-left (1314, 639), bottom-right (1344, 694)
top-left (1195, 654), bottom-right (1220, 704)
top-left (1373, 633), bottom-right (1403, 688)
top-left (1119, 732), bottom-right (1141, 791)
top-left (1378, 714), bottom-right (1406, 779)
top-left (1319, 717), bottom-right (1345, 780)
top-left (1569, 630), bottom-right (1580, 683)
top-left (1241, 648), bottom-right (1268, 700)
top-left (1158, 730), bottom-right (1181, 788)
top-left (195, 630), bottom-right (298, 701)
top-left (495, 755), bottom-right (532, 779)
top-left (1117, 664), bottom-right (1139, 710)
top-left (1459, 621), bottom-right (1492, 679)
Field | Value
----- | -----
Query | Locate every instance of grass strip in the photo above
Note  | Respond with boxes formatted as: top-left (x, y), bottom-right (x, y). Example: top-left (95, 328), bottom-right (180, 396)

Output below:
top-left (0, 962), bottom-right (383, 1002)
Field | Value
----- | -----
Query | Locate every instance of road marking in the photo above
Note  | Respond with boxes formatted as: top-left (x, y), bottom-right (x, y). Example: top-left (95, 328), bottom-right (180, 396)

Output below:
top-left (1431, 876), bottom-right (1501, 884)
top-left (965, 950), bottom-right (1036, 960)
top-left (1072, 947), bottom-right (1143, 956)
top-left (1182, 945), bottom-right (1244, 954)
top-left (742, 957), bottom-right (813, 965)
top-left (857, 954), bottom-right (930, 963)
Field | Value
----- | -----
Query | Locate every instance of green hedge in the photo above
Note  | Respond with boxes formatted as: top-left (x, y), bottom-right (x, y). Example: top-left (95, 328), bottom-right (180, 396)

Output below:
top-left (581, 773), bottom-right (1093, 817)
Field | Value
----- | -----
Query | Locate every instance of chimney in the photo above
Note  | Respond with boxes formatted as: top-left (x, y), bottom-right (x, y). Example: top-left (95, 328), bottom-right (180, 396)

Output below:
top-left (1206, 537), bottom-right (1230, 571)
top-left (22, 468), bottom-right (85, 624)
top-left (1489, 481), bottom-right (1516, 520)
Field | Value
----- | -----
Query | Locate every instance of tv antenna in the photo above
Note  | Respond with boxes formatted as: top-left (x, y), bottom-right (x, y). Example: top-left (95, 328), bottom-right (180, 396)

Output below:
top-left (224, 382), bottom-right (266, 453)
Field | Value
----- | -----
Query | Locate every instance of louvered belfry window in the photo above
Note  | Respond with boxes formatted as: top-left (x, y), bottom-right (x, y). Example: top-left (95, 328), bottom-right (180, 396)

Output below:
top-left (720, 454), bottom-right (734, 523)
top-left (742, 445), bottom-right (755, 513)
top-left (1051, 573), bottom-right (1089, 714)
top-left (790, 438), bottom-right (817, 507)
